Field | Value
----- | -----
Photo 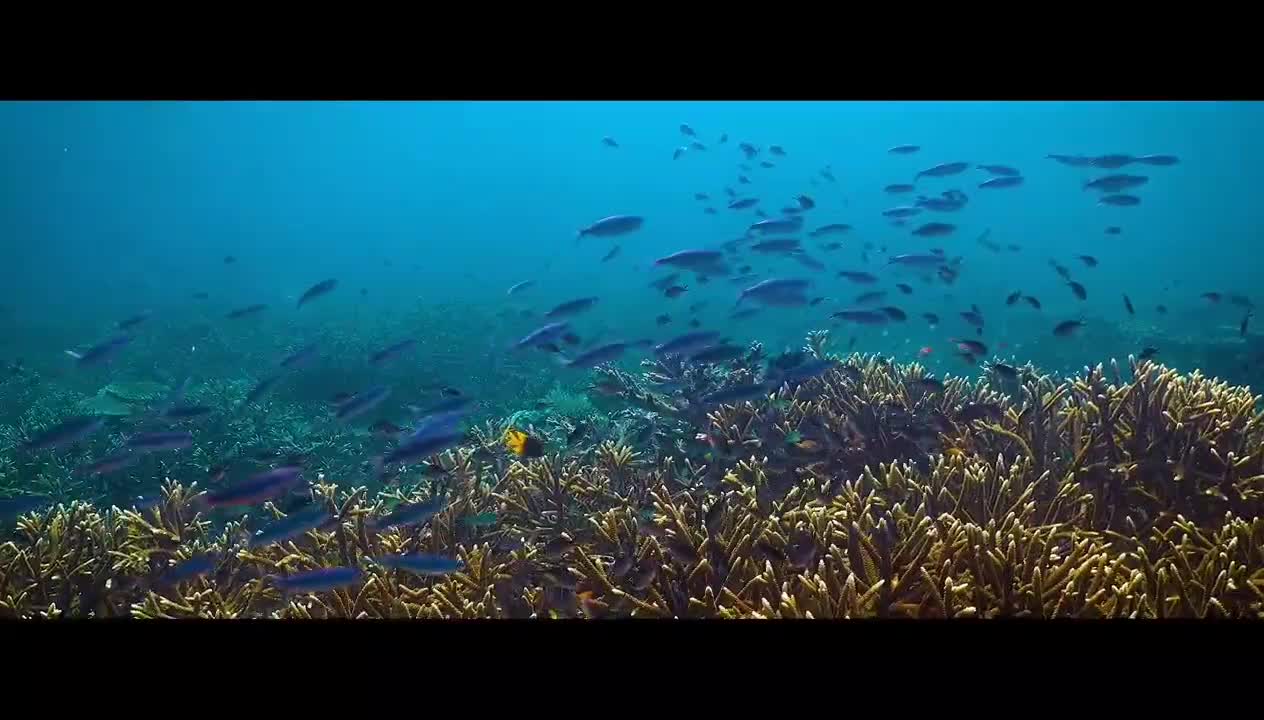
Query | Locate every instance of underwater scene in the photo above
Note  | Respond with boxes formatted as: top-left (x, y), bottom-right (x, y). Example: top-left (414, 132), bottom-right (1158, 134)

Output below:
top-left (1, 100), bottom-right (1263, 619)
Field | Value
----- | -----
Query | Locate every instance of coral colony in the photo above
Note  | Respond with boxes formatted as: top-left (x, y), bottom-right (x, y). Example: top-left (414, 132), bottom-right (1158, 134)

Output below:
top-left (2, 330), bottom-right (1261, 618)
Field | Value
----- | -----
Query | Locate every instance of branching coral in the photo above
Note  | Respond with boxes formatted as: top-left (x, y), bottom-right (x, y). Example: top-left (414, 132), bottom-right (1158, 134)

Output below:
top-left (1, 337), bottom-right (1261, 619)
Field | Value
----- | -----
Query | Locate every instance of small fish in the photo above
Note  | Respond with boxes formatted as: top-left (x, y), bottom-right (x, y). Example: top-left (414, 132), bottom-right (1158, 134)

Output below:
top-left (23, 416), bottom-right (106, 451)
top-left (832, 309), bottom-right (889, 325)
top-left (884, 183), bottom-right (915, 194)
top-left (1068, 281), bottom-right (1088, 301)
top-left (274, 567), bottom-right (363, 595)
top-left (978, 164), bottom-right (1020, 176)
top-left (751, 238), bottom-right (801, 254)
top-left (922, 312), bottom-right (940, 325)
top-left (1077, 255), bottom-right (1099, 267)
top-left (655, 314), bottom-right (672, 326)
top-left (955, 339), bottom-right (988, 356)
top-left (1138, 346), bottom-right (1160, 360)
top-left (888, 145), bottom-right (920, 154)
top-left (601, 136), bottom-right (618, 148)
top-left (655, 331), bottom-right (720, 357)
top-left (738, 175), bottom-right (752, 185)
top-left (515, 322), bottom-right (569, 349)
top-left (1156, 305), bottom-right (1168, 314)
top-left (882, 206), bottom-right (922, 219)
top-left (507, 280), bottom-right (535, 296)
top-left (545, 297), bottom-right (599, 319)
top-left (664, 285), bottom-right (688, 298)
top-left (226, 304), bottom-right (268, 320)
top-left (797, 194), bottom-right (815, 209)
top-left (1099, 194), bottom-right (1141, 206)
top-left (679, 123), bottom-right (696, 137)
top-left (223, 255), bottom-right (237, 264)
top-left (912, 222), bottom-right (956, 237)
top-left (336, 385), bottom-right (392, 421)
top-left (248, 505), bottom-right (332, 549)
top-left (1024, 296), bottom-right (1042, 310)
top-left (738, 278), bottom-right (810, 307)
top-left (374, 553), bottom-right (463, 576)
top-left (978, 176), bottom-right (1024, 189)
top-left (503, 428), bottom-right (545, 458)
top-left (690, 141), bottom-right (707, 152)
top-left (66, 335), bottom-right (133, 366)
top-left (369, 339), bottom-right (417, 365)
top-left (577, 215), bottom-right (644, 239)
top-left (748, 216), bottom-right (803, 235)
top-left (1105, 226), bottom-right (1122, 235)
top-left (1053, 320), bottom-right (1085, 337)
top-left (160, 554), bottom-right (217, 585)
top-left (1202, 292), bottom-right (1222, 303)
top-left (880, 306), bottom-right (907, 321)
top-left (690, 344), bottom-right (745, 364)
top-left (1090, 154), bottom-right (1136, 169)
top-left (600, 246), bottom-right (621, 263)
top-left (296, 278), bottom-right (338, 307)
top-left (837, 270), bottom-right (878, 284)
top-left (75, 450), bottom-right (139, 476)
top-left (1134, 154), bottom-right (1179, 166)
top-left (769, 145), bottom-right (786, 156)
top-left (372, 496), bottom-right (448, 530)
top-left (915, 161), bottom-right (970, 180)
top-left (127, 431), bottom-right (193, 453)
top-left (1006, 291), bottom-right (1022, 306)
top-left (1123, 295), bottom-right (1136, 315)
top-left (205, 465), bottom-right (305, 508)
top-left (719, 133), bottom-right (728, 144)
top-left (163, 404), bottom-right (213, 420)
top-left (809, 223), bottom-right (852, 237)
top-left (990, 362), bottom-right (1019, 380)
top-left (760, 161), bottom-right (775, 169)
top-left (383, 431), bottom-right (463, 466)
top-left (1084, 174), bottom-right (1149, 192)
top-left (888, 253), bottom-right (947, 268)
top-left (117, 310), bottom-right (153, 330)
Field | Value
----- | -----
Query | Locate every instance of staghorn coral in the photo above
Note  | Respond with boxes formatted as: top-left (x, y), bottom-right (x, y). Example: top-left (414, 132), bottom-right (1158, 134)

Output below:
top-left (0, 340), bottom-right (1262, 619)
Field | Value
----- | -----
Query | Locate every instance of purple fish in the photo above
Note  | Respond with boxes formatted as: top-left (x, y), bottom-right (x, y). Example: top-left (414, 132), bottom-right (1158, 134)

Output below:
top-left (577, 215), bottom-right (644, 239)
top-left (274, 566), bottom-right (363, 595)
top-left (888, 145), bottom-right (921, 154)
top-left (545, 297), bottom-right (599, 320)
top-left (279, 343), bottom-right (319, 368)
top-left (915, 162), bottom-right (969, 180)
top-left (978, 176), bottom-right (1024, 189)
top-left (1134, 154), bottom-right (1179, 166)
top-left (383, 431), bottom-right (463, 466)
top-left (67, 335), bottom-right (132, 366)
top-left (738, 278), bottom-right (810, 307)
top-left (248, 505), bottom-right (332, 549)
top-left (1099, 194), bottom-right (1141, 207)
top-left (335, 385), bottom-right (391, 421)
top-left (160, 554), bottom-right (217, 585)
top-left (654, 250), bottom-right (728, 272)
top-left (912, 222), bottom-right (956, 237)
top-left (370, 339), bottom-right (417, 365)
top-left (297, 278), bottom-right (337, 307)
top-left (75, 450), bottom-right (139, 476)
top-left (372, 496), bottom-right (448, 530)
top-left (562, 341), bottom-right (639, 369)
top-left (888, 253), bottom-right (947, 267)
top-left (728, 197), bottom-right (760, 210)
top-left (374, 553), bottom-right (463, 576)
top-left (515, 322), bottom-right (569, 349)
top-left (748, 216), bottom-right (803, 235)
top-left (1084, 174), bottom-right (1148, 192)
top-left (226, 304), bottom-right (268, 320)
top-left (977, 164), bottom-right (1020, 176)
top-left (23, 416), bottom-right (106, 450)
top-left (882, 206), bottom-right (922, 218)
top-left (205, 465), bottom-right (305, 508)
top-left (884, 184), bottom-right (915, 194)
top-left (127, 431), bottom-right (194, 453)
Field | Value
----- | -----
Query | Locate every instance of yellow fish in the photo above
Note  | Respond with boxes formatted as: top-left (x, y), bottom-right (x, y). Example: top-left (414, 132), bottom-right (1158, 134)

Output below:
top-left (503, 428), bottom-right (544, 458)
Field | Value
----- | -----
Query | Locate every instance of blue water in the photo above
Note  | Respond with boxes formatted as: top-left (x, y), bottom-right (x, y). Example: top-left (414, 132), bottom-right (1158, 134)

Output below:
top-left (2, 101), bottom-right (1262, 447)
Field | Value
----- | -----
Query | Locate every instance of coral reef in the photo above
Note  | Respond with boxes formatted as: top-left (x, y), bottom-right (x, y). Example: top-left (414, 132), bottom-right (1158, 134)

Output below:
top-left (2, 337), bottom-right (1263, 618)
